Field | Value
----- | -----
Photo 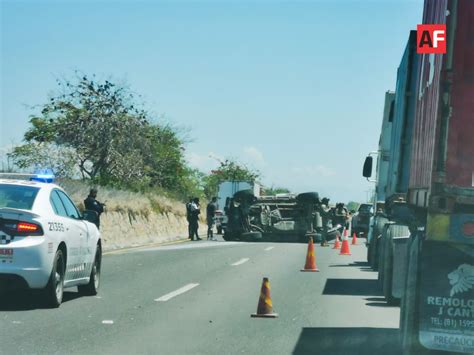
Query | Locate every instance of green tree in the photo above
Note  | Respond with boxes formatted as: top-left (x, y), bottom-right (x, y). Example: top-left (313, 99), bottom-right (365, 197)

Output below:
top-left (9, 74), bottom-right (189, 193)
top-left (9, 142), bottom-right (77, 178)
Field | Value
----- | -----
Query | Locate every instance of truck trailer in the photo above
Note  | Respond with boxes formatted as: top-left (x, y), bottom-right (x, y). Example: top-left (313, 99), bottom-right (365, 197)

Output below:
top-left (364, 1), bottom-right (474, 353)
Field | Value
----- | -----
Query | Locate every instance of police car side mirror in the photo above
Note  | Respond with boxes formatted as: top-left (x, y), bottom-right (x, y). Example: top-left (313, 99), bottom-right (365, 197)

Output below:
top-left (82, 210), bottom-right (98, 223)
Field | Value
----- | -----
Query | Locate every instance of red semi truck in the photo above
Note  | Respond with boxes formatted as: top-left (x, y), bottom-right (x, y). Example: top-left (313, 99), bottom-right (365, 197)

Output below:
top-left (364, 0), bottom-right (474, 353)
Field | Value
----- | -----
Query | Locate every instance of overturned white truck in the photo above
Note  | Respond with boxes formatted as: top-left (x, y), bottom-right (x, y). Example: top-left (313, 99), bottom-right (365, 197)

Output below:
top-left (223, 191), bottom-right (341, 243)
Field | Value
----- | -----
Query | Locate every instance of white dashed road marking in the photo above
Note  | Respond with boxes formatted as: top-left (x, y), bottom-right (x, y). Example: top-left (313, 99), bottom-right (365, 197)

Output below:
top-left (231, 258), bottom-right (249, 266)
top-left (102, 320), bottom-right (114, 325)
top-left (154, 283), bottom-right (200, 302)
top-left (264, 246), bottom-right (274, 251)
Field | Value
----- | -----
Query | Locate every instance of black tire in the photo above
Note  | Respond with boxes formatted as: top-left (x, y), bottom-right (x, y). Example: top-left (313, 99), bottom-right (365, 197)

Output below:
top-left (222, 232), bottom-right (234, 241)
top-left (367, 240), bottom-right (373, 264)
top-left (43, 249), bottom-right (65, 308)
top-left (241, 231), bottom-right (262, 241)
top-left (78, 244), bottom-right (102, 296)
top-left (378, 225), bottom-right (389, 285)
top-left (233, 190), bottom-right (256, 203)
top-left (382, 235), bottom-right (397, 305)
top-left (369, 216), bottom-right (388, 269)
top-left (296, 192), bottom-right (320, 204)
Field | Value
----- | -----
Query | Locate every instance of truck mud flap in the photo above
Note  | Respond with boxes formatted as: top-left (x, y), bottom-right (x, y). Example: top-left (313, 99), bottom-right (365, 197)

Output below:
top-left (391, 235), bottom-right (410, 299)
top-left (418, 241), bottom-right (474, 353)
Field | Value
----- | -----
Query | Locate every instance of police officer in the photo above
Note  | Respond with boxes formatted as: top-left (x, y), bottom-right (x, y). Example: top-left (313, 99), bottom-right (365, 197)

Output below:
top-left (206, 197), bottom-right (217, 241)
top-left (186, 198), bottom-right (193, 240)
top-left (189, 197), bottom-right (202, 241)
top-left (319, 197), bottom-right (332, 247)
top-left (84, 188), bottom-right (105, 229)
top-left (333, 202), bottom-right (349, 233)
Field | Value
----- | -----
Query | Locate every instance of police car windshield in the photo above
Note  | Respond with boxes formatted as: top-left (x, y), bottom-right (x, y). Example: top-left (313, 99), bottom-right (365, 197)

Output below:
top-left (0, 184), bottom-right (40, 211)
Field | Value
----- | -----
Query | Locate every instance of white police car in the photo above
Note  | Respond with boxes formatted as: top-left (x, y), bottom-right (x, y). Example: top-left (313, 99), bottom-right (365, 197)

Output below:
top-left (0, 170), bottom-right (102, 307)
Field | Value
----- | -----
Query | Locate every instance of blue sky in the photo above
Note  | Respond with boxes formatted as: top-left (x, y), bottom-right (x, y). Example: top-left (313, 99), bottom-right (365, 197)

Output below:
top-left (1, 0), bottom-right (423, 202)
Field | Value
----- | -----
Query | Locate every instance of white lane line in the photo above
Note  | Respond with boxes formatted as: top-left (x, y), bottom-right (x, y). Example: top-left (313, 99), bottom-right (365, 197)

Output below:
top-left (154, 283), bottom-right (200, 302)
top-left (231, 258), bottom-right (249, 266)
top-left (102, 320), bottom-right (114, 325)
top-left (264, 246), bottom-right (274, 251)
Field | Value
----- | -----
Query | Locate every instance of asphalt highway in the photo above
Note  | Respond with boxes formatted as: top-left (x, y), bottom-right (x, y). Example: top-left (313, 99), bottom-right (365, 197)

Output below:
top-left (1, 237), bottom-right (401, 355)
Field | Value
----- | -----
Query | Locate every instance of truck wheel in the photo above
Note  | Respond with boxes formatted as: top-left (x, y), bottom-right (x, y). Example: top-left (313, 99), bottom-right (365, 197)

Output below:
top-left (378, 222), bottom-right (394, 287)
top-left (370, 216), bottom-right (388, 270)
top-left (241, 231), bottom-right (262, 241)
top-left (296, 192), bottom-right (320, 204)
top-left (222, 232), bottom-right (234, 241)
top-left (382, 236), bottom-right (397, 305)
top-left (78, 244), bottom-right (102, 296)
top-left (43, 249), bottom-right (65, 308)
top-left (378, 226), bottom-right (388, 286)
top-left (367, 240), bottom-right (373, 264)
top-left (370, 236), bottom-right (379, 270)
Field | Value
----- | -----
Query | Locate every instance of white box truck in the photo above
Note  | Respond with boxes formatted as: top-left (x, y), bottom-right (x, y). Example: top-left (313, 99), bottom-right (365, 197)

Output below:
top-left (215, 181), bottom-right (260, 234)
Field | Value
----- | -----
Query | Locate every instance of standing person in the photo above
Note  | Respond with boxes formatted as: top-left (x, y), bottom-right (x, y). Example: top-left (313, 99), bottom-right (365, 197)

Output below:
top-left (186, 198), bottom-right (193, 240)
top-left (319, 197), bottom-right (332, 247)
top-left (333, 203), bottom-right (349, 234)
top-left (206, 197), bottom-right (218, 241)
top-left (84, 188), bottom-right (105, 229)
top-left (189, 197), bottom-right (202, 241)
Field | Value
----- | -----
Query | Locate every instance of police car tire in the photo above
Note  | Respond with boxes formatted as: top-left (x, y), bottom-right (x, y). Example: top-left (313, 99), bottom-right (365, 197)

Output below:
top-left (78, 244), bottom-right (101, 296)
top-left (43, 249), bottom-right (65, 308)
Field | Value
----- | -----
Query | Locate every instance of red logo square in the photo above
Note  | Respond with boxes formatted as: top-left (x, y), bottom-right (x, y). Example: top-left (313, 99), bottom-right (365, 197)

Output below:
top-left (417, 24), bottom-right (447, 54)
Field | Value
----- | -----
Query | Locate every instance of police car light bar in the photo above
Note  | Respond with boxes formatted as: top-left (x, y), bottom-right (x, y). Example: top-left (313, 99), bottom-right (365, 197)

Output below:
top-left (30, 168), bottom-right (55, 183)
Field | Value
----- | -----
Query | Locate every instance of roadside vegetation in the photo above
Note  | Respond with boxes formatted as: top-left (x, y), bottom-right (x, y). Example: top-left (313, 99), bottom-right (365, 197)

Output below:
top-left (6, 72), bottom-right (261, 202)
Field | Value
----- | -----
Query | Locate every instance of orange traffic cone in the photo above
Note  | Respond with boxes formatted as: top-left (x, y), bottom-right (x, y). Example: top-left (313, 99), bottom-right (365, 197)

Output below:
top-left (352, 232), bottom-right (358, 245)
top-left (339, 228), bottom-right (351, 255)
top-left (301, 237), bottom-right (319, 272)
top-left (251, 277), bottom-right (278, 318)
top-left (333, 232), bottom-right (341, 249)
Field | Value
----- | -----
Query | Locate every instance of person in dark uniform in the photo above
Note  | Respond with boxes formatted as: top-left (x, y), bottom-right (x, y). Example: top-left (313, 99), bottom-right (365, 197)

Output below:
top-left (84, 188), bottom-right (105, 229)
top-left (189, 197), bottom-right (202, 241)
top-left (186, 198), bottom-right (193, 240)
top-left (319, 197), bottom-right (332, 247)
top-left (206, 197), bottom-right (217, 241)
top-left (333, 202), bottom-right (349, 233)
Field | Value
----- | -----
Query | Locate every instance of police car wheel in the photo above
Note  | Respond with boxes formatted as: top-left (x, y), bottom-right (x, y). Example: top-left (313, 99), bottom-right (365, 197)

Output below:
top-left (43, 249), bottom-right (65, 308)
top-left (78, 244), bottom-right (102, 296)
